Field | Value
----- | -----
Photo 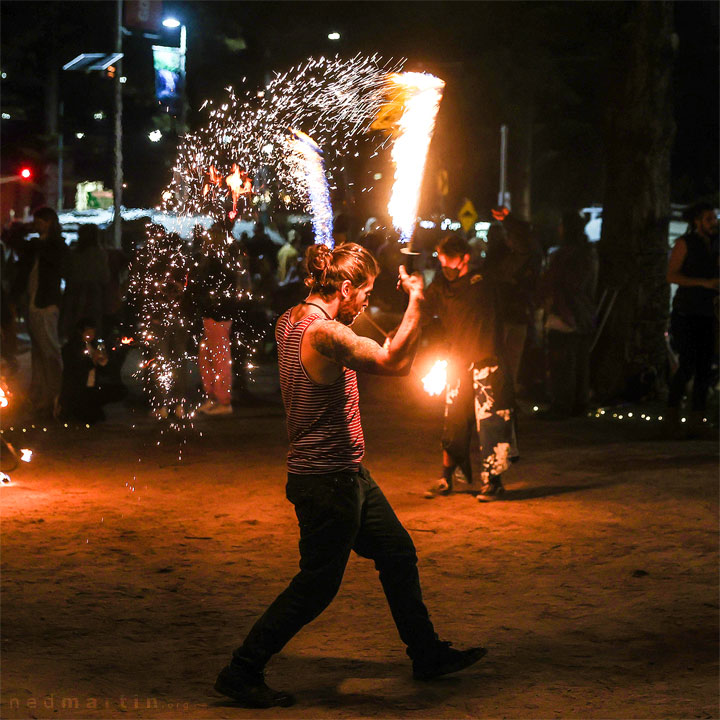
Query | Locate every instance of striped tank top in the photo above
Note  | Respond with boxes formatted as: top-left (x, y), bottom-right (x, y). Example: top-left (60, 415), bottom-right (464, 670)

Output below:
top-left (276, 308), bottom-right (365, 474)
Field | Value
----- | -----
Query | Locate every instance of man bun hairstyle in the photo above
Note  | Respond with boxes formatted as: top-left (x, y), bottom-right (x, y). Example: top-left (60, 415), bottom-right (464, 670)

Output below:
top-left (304, 242), bottom-right (380, 297)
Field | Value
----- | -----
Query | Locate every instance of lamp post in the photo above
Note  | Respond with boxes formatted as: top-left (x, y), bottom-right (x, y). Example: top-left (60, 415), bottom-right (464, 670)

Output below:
top-left (162, 17), bottom-right (187, 131)
top-left (114, 0), bottom-right (123, 249)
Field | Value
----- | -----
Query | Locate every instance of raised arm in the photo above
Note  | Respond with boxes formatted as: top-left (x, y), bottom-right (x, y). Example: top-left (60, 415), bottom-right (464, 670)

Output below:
top-left (309, 266), bottom-right (424, 376)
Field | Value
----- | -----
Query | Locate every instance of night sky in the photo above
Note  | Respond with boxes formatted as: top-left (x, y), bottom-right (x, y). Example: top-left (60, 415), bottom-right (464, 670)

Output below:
top-left (1, 1), bottom-right (717, 217)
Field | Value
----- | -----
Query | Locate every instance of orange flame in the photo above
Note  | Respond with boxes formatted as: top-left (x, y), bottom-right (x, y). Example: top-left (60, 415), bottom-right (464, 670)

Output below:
top-left (226, 164), bottom-right (251, 219)
top-left (421, 360), bottom-right (448, 396)
top-left (120, 337), bottom-right (134, 345)
top-left (208, 165), bottom-right (223, 186)
top-left (385, 72), bottom-right (445, 244)
top-left (0, 386), bottom-right (8, 409)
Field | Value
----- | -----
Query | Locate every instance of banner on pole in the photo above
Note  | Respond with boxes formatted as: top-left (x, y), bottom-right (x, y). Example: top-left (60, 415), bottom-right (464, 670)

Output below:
top-left (124, 0), bottom-right (163, 31)
top-left (152, 45), bottom-right (184, 115)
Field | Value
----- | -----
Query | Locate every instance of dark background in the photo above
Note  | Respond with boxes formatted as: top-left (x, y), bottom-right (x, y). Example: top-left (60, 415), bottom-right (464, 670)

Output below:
top-left (1, 0), bottom-right (717, 220)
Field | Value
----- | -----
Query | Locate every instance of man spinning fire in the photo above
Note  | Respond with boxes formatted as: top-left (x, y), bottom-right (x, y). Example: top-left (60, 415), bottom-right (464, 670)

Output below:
top-left (215, 242), bottom-right (486, 708)
top-left (423, 234), bottom-right (519, 501)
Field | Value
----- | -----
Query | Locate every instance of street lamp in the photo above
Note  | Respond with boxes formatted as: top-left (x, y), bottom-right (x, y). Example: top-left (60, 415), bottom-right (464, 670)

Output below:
top-left (328, 32), bottom-right (341, 41)
top-left (162, 17), bottom-right (187, 129)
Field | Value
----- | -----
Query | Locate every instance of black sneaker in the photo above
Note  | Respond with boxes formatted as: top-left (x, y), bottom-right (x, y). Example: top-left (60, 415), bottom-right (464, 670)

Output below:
top-left (476, 476), bottom-right (505, 502)
top-left (412, 641), bottom-right (487, 681)
top-left (214, 661), bottom-right (295, 708)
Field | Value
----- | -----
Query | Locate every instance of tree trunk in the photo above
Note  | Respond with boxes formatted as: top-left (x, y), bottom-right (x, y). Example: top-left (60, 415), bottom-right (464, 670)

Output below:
top-left (593, 1), bottom-right (676, 403)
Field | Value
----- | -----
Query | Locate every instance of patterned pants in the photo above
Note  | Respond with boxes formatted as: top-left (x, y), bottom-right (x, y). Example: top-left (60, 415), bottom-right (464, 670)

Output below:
top-left (442, 359), bottom-right (519, 483)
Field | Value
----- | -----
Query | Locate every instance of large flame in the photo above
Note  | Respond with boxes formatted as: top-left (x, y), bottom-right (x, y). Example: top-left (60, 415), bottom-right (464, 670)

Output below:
top-left (226, 164), bottom-right (252, 220)
top-left (289, 128), bottom-right (334, 248)
top-left (422, 359), bottom-right (448, 396)
top-left (0, 386), bottom-right (8, 408)
top-left (385, 72), bottom-right (445, 245)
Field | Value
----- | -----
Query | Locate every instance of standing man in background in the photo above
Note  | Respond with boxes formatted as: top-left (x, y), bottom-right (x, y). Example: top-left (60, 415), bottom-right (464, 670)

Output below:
top-left (424, 234), bottom-right (519, 501)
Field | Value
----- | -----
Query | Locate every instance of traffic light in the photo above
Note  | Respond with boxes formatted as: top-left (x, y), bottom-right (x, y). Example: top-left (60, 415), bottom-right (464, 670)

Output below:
top-left (19, 167), bottom-right (32, 181)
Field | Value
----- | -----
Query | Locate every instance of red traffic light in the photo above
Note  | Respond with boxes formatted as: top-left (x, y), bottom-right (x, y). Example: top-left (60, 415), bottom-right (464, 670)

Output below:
top-left (19, 167), bottom-right (32, 180)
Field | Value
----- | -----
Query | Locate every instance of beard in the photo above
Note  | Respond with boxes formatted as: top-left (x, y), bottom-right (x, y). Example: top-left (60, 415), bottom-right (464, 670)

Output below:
top-left (336, 296), bottom-right (363, 325)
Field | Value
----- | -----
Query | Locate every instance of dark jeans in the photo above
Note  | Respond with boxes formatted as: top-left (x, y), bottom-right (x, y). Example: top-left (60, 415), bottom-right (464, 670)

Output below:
top-left (668, 312), bottom-right (716, 412)
top-left (235, 465), bottom-right (438, 669)
top-left (547, 331), bottom-right (590, 416)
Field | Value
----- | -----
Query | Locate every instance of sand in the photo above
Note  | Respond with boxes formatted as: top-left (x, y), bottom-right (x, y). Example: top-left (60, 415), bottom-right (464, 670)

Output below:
top-left (1, 365), bottom-right (718, 720)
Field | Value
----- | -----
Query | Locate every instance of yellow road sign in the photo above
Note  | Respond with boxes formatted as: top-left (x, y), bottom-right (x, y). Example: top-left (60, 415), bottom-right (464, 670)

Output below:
top-left (458, 198), bottom-right (478, 233)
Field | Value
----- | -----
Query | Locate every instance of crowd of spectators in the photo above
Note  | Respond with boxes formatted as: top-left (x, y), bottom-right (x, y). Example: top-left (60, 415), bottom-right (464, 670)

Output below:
top-left (0, 203), bottom-right (716, 428)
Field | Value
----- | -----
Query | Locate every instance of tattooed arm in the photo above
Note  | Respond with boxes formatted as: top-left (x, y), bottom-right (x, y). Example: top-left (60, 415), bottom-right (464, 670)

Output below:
top-left (308, 266), bottom-right (424, 376)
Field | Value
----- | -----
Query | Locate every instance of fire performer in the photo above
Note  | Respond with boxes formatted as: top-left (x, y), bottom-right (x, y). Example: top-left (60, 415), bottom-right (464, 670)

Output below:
top-left (215, 242), bottom-right (486, 708)
top-left (424, 234), bottom-right (519, 501)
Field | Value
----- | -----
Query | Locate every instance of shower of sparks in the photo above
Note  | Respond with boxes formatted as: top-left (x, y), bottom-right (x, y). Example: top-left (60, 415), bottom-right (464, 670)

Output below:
top-left (422, 359), bottom-right (448, 396)
top-left (385, 72), bottom-right (445, 244)
top-left (288, 129), bottom-right (334, 247)
top-left (128, 222), bottom-right (261, 425)
top-left (162, 54), bottom-right (404, 220)
top-left (130, 54), bottom-right (415, 425)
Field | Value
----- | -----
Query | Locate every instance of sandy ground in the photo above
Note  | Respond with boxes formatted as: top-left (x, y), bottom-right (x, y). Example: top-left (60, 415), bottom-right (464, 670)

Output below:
top-left (1, 355), bottom-right (718, 720)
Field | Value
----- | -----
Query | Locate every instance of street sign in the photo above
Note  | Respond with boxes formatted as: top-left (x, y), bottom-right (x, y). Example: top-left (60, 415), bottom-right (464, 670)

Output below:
top-left (458, 198), bottom-right (478, 233)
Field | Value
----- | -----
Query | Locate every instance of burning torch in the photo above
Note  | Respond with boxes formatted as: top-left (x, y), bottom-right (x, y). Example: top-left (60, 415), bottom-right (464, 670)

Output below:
top-left (377, 72), bottom-right (445, 256)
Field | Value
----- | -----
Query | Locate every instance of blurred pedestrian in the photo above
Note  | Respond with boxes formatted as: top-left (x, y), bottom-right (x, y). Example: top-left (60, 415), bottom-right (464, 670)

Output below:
top-left (103, 235), bottom-right (129, 337)
top-left (666, 201), bottom-right (719, 429)
top-left (16, 208), bottom-right (67, 417)
top-left (61, 224), bottom-right (109, 339)
top-left (424, 234), bottom-right (519, 501)
top-left (189, 223), bottom-right (245, 415)
top-left (59, 317), bottom-right (127, 424)
top-left (491, 212), bottom-right (543, 391)
top-left (0, 222), bottom-right (26, 375)
top-left (148, 270), bottom-right (191, 420)
top-left (276, 228), bottom-right (301, 284)
top-left (540, 210), bottom-right (598, 418)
